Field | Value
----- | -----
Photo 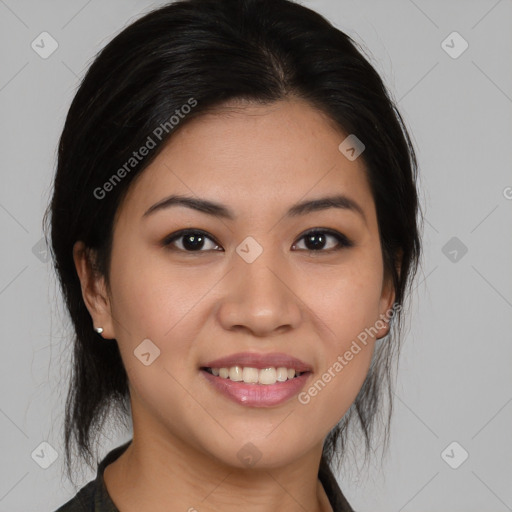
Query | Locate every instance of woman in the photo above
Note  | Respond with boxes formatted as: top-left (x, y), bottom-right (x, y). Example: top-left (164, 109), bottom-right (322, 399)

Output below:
top-left (46, 0), bottom-right (422, 510)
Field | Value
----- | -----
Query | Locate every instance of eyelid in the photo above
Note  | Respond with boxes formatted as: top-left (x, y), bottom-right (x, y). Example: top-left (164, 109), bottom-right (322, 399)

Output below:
top-left (162, 228), bottom-right (221, 249)
top-left (296, 227), bottom-right (354, 250)
top-left (162, 227), bottom-right (353, 252)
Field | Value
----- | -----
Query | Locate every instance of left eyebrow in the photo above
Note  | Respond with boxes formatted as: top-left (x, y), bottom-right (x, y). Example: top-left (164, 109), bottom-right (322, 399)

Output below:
top-left (142, 193), bottom-right (367, 225)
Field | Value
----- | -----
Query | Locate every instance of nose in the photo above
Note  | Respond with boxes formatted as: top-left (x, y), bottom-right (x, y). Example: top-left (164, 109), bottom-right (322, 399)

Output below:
top-left (216, 245), bottom-right (303, 338)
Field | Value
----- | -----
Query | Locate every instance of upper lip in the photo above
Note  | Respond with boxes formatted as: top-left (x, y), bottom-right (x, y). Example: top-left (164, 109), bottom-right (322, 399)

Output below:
top-left (202, 352), bottom-right (313, 372)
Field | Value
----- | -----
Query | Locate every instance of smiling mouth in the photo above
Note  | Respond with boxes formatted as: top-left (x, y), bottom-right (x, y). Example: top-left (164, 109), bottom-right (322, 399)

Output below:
top-left (201, 366), bottom-right (309, 385)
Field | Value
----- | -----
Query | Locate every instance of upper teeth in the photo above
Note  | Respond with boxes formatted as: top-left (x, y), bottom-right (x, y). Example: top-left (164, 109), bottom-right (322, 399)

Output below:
top-left (209, 366), bottom-right (301, 385)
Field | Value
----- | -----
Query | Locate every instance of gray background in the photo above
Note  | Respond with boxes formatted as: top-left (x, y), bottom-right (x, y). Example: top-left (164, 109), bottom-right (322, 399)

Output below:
top-left (1, 0), bottom-right (511, 511)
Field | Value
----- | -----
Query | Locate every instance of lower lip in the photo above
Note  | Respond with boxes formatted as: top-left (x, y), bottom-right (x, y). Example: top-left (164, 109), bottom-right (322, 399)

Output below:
top-left (201, 370), bottom-right (311, 407)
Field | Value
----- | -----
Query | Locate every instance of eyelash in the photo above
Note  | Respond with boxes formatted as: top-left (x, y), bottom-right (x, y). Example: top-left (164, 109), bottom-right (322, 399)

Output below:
top-left (162, 228), bottom-right (354, 254)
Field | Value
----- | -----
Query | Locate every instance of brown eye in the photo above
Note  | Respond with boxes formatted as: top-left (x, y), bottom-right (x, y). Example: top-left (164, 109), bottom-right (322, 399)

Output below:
top-left (163, 229), bottom-right (222, 252)
top-left (292, 229), bottom-right (353, 253)
top-left (162, 228), bottom-right (353, 254)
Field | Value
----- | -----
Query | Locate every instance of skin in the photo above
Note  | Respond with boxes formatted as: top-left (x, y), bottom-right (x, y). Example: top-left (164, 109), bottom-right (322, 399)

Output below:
top-left (73, 97), bottom-right (395, 512)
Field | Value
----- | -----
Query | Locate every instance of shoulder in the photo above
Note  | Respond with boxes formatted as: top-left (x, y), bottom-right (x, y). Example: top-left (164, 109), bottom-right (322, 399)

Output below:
top-left (318, 457), bottom-right (356, 512)
top-left (54, 440), bottom-right (131, 512)
top-left (53, 479), bottom-right (96, 511)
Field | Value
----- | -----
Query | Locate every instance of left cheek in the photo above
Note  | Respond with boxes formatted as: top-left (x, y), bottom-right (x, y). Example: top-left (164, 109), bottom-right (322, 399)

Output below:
top-left (339, 269), bottom-right (384, 335)
top-left (319, 294), bottom-right (382, 351)
top-left (311, 341), bottom-right (375, 424)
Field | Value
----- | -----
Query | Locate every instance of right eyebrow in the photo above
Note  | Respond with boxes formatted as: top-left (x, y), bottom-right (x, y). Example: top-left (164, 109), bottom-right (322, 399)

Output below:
top-left (142, 193), bottom-right (367, 226)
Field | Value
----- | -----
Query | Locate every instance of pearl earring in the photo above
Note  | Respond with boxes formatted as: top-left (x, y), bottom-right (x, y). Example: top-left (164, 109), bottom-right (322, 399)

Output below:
top-left (94, 327), bottom-right (104, 334)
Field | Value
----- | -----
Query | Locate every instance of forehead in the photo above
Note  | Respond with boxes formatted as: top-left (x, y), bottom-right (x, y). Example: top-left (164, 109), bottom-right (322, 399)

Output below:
top-left (116, 98), bottom-right (375, 224)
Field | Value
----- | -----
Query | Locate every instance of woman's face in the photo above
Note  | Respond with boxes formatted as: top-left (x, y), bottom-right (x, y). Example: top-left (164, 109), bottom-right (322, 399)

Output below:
top-left (82, 98), bottom-right (395, 469)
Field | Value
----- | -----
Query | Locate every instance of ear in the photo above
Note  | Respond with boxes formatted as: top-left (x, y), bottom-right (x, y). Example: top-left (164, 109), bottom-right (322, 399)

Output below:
top-left (73, 241), bottom-right (115, 339)
top-left (375, 250), bottom-right (402, 339)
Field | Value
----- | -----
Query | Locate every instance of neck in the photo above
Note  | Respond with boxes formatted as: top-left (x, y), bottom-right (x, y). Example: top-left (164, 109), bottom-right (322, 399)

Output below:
top-left (103, 427), bottom-right (332, 512)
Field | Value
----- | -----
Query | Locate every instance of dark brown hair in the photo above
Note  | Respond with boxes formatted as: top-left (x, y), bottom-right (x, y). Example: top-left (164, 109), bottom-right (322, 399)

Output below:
top-left (43, 0), bottom-right (422, 485)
